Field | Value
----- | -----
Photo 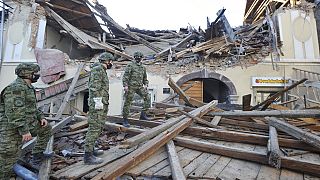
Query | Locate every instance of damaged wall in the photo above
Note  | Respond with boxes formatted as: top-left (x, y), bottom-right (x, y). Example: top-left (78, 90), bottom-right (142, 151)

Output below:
top-left (276, 8), bottom-right (320, 61)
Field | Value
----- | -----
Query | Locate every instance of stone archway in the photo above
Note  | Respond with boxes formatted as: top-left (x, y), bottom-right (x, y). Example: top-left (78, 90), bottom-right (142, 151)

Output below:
top-left (176, 69), bottom-right (237, 103)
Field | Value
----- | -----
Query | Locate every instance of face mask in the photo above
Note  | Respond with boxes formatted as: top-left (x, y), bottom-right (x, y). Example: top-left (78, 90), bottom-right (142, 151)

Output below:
top-left (135, 58), bottom-right (141, 63)
top-left (106, 62), bottom-right (113, 69)
top-left (31, 74), bottom-right (40, 83)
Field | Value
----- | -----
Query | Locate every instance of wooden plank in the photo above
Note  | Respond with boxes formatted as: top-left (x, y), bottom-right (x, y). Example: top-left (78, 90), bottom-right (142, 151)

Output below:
top-left (210, 110), bottom-right (320, 118)
top-left (174, 137), bottom-right (320, 177)
top-left (211, 116), bottom-right (222, 125)
top-left (38, 102), bottom-right (54, 180)
top-left (268, 126), bottom-right (282, 168)
top-left (256, 166), bottom-right (281, 180)
top-left (126, 146), bottom-right (183, 176)
top-left (121, 101), bottom-right (216, 148)
top-left (189, 153), bottom-right (220, 178)
top-left (92, 102), bottom-right (217, 179)
top-left (54, 63), bottom-right (85, 120)
top-left (280, 169), bottom-right (303, 180)
top-left (166, 140), bottom-right (186, 180)
top-left (204, 156), bottom-right (232, 178)
top-left (104, 120), bottom-right (320, 153)
top-left (178, 109), bottom-right (221, 129)
top-left (52, 146), bottom-right (136, 179)
top-left (183, 153), bottom-right (212, 177)
top-left (218, 159), bottom-right (261, 180)
top-left (69, 120), bottom-right (88, 131)
top-left (152, 148), bottom-right (202, 177)
top-left (242, 94), bottom-right (252, 111)
top-left (268, 117), bottom-right (320, 149)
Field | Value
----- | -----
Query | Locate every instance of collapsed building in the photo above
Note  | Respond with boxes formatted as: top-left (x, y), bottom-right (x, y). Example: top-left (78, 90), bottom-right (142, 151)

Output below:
top-left (0, 0), bottom-right (320, 179)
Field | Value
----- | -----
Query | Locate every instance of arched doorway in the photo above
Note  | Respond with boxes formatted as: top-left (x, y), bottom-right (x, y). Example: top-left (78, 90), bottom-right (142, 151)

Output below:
top-left (176, 69), bottom-right (237, 103)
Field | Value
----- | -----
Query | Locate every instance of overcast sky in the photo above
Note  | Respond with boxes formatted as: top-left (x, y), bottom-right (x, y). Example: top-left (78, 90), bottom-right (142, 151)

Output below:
top-left (100, 0), bottom-right (247, 31)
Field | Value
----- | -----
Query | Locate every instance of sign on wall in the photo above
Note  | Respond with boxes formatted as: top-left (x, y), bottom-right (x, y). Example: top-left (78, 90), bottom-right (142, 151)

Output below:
top-left (252, 77), bottom-right (292, 87)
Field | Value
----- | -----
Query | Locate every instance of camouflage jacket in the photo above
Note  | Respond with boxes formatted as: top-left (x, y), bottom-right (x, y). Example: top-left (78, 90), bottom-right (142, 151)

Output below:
top-left (88, 63), bottom-right (109, 108)
top-left (122, 61), bottom-right (148, 88)
top-left (0, 77), bottom-right (43, 135)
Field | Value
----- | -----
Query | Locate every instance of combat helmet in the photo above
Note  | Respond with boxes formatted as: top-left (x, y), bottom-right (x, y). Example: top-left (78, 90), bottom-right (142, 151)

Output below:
top-left (98, 52), bottom-right (114, 62)
top-left (133, 51), bottom-right (144, 59)
top-left (15, 62), bottom-right (40, 77)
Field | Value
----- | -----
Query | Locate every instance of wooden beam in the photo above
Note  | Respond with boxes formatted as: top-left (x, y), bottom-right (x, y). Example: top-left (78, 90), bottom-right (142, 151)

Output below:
top-left (178, 109), bottom-right (221, 129)
top-left (268, 126), bottom-right (282, 168)
top-left (54, 63), bottom-right (84, 120)
top-left (211, 116), bottom-right (222, 125)
top-left (104, 121), bottom-right (320, 153)
top-left (242, 94), bottom-right (252, 111)
top-left (161, 81), bottom-right (198, 103)
top-left (45, 2), bottom-right (92, 17)
top-left (174, 137), bottom-right (320, 177)
top-left (92, 102), bottom-right (216, 179)
top-left (166, 140), bottom-right (186, 180)
top-left (268, 117), bottom-right (320, 149)
top-left (168, 77), bottom-right (204, 107)
top-left (38, 102), bottom-right (54, 180)
top-left (156, 34), bottom-right (195, 58)
top-left (209, 109), bottom-right (320, 118)
top-left (120, 101), bottom-right (216, 149)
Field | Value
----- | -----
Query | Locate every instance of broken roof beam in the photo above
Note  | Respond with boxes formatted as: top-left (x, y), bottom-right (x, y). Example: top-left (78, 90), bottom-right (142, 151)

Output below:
top-left (45, 2), bottom-right (92, 17)
top-left (133, 32), bottom-right (178, 45)
top-left (174, 137), bottom-right (320, 177)
top-left (92, 101), bottom-right (217, 179)
top-left (209, 109), bottom-right (320, 118)
top-left (166, 140), bottom-right (186, 180)
top-left (161, 81), bottom-right (198, 103)
top-left (156, 34), bottom-right (195, 58)
top-left (168, 77), bottom-right (204, 107)
top-left (87, 0), bottom-right (162, 53)
top-left (217, 8), bottom-right (235, 42)
top-left (250, 78), bottom-right (308, 110)
top-left (267, 117), bottom-right (320, 149)
top-left (45, 7), bottom-right (132, 60)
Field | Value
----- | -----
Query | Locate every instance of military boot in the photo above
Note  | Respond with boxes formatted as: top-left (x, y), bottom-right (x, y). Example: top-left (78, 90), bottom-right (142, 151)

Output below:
top-left (122, 118), bottom-right (130, 128)
top-left (84, 152), bottom-right (103, 165)
top-left (30, 153), bottom-right (44, 170)
top-left (140, 111), bottom-right (150, 120)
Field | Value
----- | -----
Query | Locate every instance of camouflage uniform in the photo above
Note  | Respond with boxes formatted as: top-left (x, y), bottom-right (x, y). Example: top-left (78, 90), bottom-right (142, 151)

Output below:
top-left (84, 62), bottom-right (109, 153)
top-left (122, 60), bottom-right (151, 119)
top-left (0, 64), bottom-right (52, 178)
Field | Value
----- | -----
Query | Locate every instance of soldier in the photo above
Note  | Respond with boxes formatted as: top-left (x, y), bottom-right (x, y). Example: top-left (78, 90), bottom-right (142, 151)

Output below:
top-left (122, 51), bottom-right (151, 127)
top-left (0, 62), bottom-right (52, 179)
top-left (84, 52), bottom-right (113, 165)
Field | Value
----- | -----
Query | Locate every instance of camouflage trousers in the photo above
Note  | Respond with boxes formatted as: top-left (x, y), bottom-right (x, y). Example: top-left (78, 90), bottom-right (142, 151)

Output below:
top-left (84, 107), bottom-right (108, 153)
top-left (122, 86), bottom-right (151, 119)
top-left (0, 121), bottom-right (52, 179)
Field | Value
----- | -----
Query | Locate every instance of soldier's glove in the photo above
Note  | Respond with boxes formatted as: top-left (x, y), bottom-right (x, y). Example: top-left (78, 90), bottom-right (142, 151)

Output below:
top-left (143, 84), bottom-right (148, 90)
top-left (93, 97), bottom-right (103, 110)
top-left (124, 86), bottom-right (129, 93)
